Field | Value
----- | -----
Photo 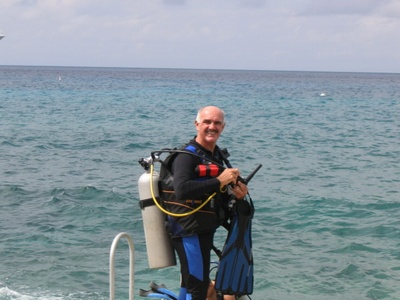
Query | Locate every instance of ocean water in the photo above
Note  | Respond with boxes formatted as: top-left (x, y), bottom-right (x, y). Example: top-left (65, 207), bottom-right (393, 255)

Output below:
top-left (1, 65), bottom-right (400, 300)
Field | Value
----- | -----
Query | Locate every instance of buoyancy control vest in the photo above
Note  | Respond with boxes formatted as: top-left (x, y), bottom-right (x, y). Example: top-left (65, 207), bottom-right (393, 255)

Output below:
top-left (158, 141), bottom-right (231, 237)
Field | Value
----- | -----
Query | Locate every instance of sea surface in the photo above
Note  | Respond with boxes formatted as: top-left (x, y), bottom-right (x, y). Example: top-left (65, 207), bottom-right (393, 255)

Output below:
top-left (1, 65), bottom-right (400, 300)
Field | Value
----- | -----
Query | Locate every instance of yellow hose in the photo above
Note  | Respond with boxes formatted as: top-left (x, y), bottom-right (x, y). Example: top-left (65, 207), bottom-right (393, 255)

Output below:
top-left (149, 163), bottom-right (216, 217)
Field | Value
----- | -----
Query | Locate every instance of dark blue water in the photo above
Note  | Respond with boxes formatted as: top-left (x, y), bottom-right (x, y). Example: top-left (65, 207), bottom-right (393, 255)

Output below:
top-left (1, 66), bottom-right (400, 299)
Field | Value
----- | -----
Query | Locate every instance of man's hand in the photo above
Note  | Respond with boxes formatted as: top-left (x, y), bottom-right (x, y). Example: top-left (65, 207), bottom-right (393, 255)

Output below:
top-left (217, 169), bottom-right (249, 199)
top-left (217, 168), bottom-right (240, 186)
top-left (231, 181), bottom-right (248, 200)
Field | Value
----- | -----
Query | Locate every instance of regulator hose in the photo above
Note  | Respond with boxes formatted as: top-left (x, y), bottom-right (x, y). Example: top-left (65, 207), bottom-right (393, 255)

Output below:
top-left (149, 163), bottom-right (217, 217)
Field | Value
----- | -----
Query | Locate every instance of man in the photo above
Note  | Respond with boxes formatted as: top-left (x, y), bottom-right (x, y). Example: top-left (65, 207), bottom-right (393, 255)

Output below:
top-left (168, 106), bottom-right (248, 300)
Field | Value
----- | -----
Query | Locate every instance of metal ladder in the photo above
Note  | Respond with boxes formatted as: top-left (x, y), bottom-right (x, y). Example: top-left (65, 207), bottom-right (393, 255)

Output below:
top-left (109, 232), bottom-right (135, 300)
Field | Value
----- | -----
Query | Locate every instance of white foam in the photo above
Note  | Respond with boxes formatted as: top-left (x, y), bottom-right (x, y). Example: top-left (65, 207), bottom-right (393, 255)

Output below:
top-left (0, 286), bottom-right (64, 300)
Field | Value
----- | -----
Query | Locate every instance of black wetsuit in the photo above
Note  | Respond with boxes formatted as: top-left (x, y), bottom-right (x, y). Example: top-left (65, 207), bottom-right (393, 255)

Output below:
top-left (169, 139), bottom-right (230, 300)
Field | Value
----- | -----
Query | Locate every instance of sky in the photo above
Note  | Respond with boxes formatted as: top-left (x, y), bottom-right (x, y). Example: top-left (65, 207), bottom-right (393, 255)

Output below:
top-left (1, 0), bottom-right (400, 73)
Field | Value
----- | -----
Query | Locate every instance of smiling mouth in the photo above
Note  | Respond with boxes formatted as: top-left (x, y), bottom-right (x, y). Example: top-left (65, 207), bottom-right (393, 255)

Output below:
top-left (206, 130), bottom-right (218, 136)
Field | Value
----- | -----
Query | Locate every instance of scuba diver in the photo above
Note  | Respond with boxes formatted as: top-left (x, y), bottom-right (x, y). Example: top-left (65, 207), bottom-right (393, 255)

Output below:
top-left (164, 106), bottom-right (248, 300)
top-left (138, 105), bottom-right (258, 300)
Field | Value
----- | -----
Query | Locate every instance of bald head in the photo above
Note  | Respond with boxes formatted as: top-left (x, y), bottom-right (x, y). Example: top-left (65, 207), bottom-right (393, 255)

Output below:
top-left (196, 106), bottom-right (225, 125)
top-left (194, 106), bottom-right (226, 152)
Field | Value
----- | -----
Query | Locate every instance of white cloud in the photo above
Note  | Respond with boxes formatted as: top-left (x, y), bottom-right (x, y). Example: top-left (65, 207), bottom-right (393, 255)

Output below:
top-left (297, 0), bottom-right (388, 16)
top-left (1, 0), bottom-right (400, 72)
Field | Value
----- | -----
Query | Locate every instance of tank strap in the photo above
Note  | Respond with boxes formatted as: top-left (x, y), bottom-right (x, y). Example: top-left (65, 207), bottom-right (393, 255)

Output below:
top-left (139, 197), bottom-right (160, 209)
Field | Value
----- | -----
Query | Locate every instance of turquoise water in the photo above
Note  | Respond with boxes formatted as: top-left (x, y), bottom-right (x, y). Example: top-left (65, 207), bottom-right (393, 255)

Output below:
top-left (1, 66), bottom-right (400, 299)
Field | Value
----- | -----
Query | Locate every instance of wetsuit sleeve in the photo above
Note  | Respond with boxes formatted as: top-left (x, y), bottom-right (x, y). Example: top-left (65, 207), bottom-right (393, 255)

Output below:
top-left (172, 153), bottom-right (220, 200)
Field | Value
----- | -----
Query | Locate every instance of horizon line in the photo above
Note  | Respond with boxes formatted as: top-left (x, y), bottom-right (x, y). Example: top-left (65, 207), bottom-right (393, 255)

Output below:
top-left (0, 64), bottom-right (399, 75)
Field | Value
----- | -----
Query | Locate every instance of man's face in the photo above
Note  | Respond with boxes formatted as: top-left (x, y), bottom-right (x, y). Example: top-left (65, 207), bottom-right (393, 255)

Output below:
top-left (195, 107), bottom-right (225, 149)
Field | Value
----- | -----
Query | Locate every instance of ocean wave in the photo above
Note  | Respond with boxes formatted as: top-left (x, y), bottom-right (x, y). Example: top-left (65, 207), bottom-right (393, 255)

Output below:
top-left (2, 67), bottom-right (400, 299)
top-left (0, 286), bottom-right (106, 300)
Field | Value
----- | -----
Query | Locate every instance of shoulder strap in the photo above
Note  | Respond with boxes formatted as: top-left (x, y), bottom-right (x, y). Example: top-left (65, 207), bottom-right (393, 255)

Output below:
top-left (185, 143), bottom-right (232, 168)
top-left (216, 147), bottom-right (232, 168)
top-left (184, 144), bottom-right (201, 156)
